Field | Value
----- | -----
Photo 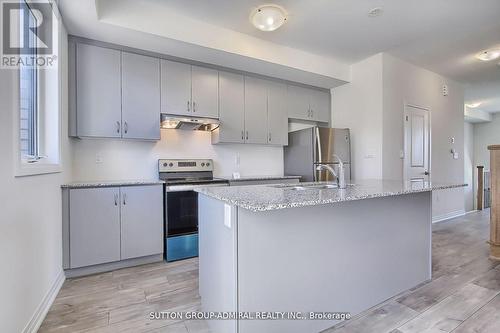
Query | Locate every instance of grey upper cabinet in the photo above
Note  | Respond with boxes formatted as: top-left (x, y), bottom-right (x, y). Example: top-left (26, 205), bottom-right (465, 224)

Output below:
top-left (120, 186), bottom-right (163, 260)
top-left (267, 81), bottom-right (288, 145)
top-left (69, 187), bottom-right (121, 268)
top-left (161, 60), bottom-right (191, 116)
top-left (212, 71), bottom-right (245, 144)
top-left (76, 43), bottom-right (122, 138)
top-left (244, 76), bottom-right (268, 144)
top-left (121, 52), bottom-right (161, 140)
top-left (309, 89), bottom-right (331, 123)
top-left (287, 85), bottom-right (311, 121)
top-left (191, 66), bottom-right (219, 118)
top-left (287, 84), bottom-right (331, 123)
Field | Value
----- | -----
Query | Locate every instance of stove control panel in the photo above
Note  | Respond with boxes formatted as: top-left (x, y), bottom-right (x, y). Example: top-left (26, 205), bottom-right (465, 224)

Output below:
top-left (158, 159), bottom-right (213, 172)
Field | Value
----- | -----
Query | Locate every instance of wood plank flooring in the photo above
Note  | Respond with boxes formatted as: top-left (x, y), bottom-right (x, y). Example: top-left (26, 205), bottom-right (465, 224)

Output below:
top-left (40, 209), bottom-right (500, 333)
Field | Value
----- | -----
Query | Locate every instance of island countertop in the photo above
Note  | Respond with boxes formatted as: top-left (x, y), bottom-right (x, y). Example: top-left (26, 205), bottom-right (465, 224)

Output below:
top-left (195, 179), bottom-right (466, 212)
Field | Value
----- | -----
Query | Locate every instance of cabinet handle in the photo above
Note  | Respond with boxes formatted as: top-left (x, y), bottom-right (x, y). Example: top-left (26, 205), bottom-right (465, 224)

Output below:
top-left (241, 130), bottom-right (244, 140)
top-left (269, 132), bottom-right (272, 142)
top-left (114, 193), bottom-right (118, 206)
top-left (193, 101), bottom-right (196, 113)
top-left (187, 101), bottom-right (190, 112)
top-left (124, 121), bottom-right (128, 134)
top-left (122, 193), bottom-right (127, 205)
top-left (246, 131), bottom-right (249, 140)
top-left (310, 109), bottom-right (314, 118)
top-left (116, 121), bottom-right (120, 133)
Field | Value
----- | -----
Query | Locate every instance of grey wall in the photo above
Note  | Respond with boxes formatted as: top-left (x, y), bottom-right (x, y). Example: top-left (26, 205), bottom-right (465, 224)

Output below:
top-left (464, 122), bottom-right (474, 211)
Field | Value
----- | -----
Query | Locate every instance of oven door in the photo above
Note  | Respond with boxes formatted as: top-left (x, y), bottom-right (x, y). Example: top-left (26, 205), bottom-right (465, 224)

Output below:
top-left (166, 190), bottom-right (198, 237)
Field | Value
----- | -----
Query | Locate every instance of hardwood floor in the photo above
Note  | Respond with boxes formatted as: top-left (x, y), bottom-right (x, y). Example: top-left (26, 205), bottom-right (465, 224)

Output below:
top-left (40, 210), bottom-right (500, 333)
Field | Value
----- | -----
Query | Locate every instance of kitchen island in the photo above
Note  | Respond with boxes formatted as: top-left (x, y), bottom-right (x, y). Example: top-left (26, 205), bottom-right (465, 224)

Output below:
top-left (196, 180), bottom-right (465, 333)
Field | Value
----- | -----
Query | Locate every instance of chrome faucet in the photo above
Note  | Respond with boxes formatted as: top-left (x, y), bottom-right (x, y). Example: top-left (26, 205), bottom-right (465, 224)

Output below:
top-left (316, 154), bottom-right (346, 189)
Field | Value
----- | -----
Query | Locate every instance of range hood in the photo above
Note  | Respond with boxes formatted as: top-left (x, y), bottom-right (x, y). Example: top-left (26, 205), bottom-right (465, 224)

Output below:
top-left (160, 114), bottom-right (220, 131)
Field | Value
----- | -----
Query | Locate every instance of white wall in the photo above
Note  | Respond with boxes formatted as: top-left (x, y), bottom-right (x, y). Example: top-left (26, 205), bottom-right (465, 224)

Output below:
top-left (0, 27), bottom-right (71, 333)
top-left (332, 54), bottom-right (384, 180)
top-left (474, 113), bottom-right (500, 171)
top-left (71, 130), bottom-right (284, 181)
top-left (464, 122), bottom-right (475, 211)
top-left (381, 54), bottom-right (465, 220)
top-left (332, 53), bottom-right (465, 220)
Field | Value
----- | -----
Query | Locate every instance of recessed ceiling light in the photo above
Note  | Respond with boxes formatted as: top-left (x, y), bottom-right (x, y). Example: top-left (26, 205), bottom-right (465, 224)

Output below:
top-left (250, 5), bottom-right (287, 32)
top-left (475, 49), bottom-right (500, 61)
top-left (368, 7), bottom-right (384, 17)
top-left (465, 102), bottom-right (482, 108)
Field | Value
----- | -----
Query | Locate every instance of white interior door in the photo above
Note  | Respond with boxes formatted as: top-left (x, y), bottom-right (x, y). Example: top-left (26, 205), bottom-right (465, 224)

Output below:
top-left (404, 105), bottom-right (430, 181)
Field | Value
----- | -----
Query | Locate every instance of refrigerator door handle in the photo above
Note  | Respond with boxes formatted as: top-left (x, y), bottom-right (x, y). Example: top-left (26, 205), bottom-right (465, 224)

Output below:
top-left (315, 127), bottom-right (322, 164)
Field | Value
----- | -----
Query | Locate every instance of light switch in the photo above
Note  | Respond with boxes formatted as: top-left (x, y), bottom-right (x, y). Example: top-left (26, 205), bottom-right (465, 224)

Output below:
top-left (224, 204), bottom-right (232, 228)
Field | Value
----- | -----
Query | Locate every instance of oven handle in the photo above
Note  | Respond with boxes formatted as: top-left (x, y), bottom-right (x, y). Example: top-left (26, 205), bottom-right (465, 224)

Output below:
top-left (165, 183), bottom-right (228, 192)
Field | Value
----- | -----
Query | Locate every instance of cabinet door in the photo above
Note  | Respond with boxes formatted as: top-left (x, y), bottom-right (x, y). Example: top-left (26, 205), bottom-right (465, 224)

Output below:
top-left (120, 185), bottom-right (163, 260)
top-left (69, 188), bottom-right (121, 268)
top-left (121, 52), bottom-right (161, 140)
top-left (214, 71), bottom-right (245, 143)
top-left (287, 85), bottom-right (311, 121)
top-left (310, 89), bottom-right (331, 123)
top-left (161, 60), bottom-right (192, 116)
top-left (191, 66), bottom-right (219, 118)
top-left (76, 44), bottom-right (122, 137)
top-left (267, 81), bottom-right (288, 145)
top-left (244, 76), bottom-right (268, 144)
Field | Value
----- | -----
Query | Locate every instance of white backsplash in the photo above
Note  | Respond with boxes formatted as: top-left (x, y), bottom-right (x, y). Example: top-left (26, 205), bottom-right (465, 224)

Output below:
top-left (71, 129), bottom-right (284, 181)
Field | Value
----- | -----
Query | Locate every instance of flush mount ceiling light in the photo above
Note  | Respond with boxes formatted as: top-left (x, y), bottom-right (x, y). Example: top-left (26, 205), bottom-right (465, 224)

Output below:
top-left (250, 5), bottom-right (287, 32)
top-left (368, 7), bottom-right (384, 17)
top-left (475, 49), bottom-right (500, 61)
top-left (465, 102), bottom-right (482, 108)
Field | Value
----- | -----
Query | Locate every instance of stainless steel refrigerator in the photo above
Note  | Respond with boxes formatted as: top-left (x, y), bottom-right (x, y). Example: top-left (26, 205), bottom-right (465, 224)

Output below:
top-left (284, 127), bottom-right (351, 182)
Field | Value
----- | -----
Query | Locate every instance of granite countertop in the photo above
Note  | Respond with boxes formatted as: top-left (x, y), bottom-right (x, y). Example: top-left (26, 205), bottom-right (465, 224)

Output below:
top-left (195, 179), bottom-right (467, 212)
top-left (61, 180), bottom-right (165, 189)
top-left (221, 175), bottom-right (302, 182)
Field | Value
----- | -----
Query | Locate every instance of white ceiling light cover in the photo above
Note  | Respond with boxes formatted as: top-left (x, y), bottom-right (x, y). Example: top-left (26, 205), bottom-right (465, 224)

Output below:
top-left (250, 5), bottom-right (287, 32)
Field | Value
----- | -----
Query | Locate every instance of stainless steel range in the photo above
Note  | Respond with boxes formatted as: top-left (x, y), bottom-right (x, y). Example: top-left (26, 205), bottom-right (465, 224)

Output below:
top-left (159, 159), bottom-right (228, 262)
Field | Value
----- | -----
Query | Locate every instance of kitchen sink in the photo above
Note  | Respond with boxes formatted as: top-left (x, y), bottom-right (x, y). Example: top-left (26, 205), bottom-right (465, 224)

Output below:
top-left (271, 183), bottom-right (354, 191)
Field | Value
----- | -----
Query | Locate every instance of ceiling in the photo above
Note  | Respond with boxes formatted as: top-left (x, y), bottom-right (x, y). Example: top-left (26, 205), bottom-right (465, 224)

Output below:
top-left (59, 0), bottom-right (500, 107)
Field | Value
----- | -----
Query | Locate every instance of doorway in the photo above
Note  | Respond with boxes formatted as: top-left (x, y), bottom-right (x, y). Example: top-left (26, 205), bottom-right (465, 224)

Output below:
top-left (404, 104), bottom-right (430, 181)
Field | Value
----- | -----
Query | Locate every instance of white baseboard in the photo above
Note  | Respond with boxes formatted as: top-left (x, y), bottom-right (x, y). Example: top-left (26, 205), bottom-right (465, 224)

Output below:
top-left (432, 210), bottom-right (466, 223)
top-left (22, 270), bottom-right (65, 333)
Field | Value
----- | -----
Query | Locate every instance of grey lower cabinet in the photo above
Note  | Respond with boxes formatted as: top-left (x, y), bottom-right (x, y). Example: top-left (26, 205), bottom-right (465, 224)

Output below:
top-left (70, 42), bottom-right (161, 140)
top-left (161, 60), bottom-right (219, 119)
top-left (65, 185), bottom-right (163, 273)
top-left (287, 84), bottom-right (331, 123)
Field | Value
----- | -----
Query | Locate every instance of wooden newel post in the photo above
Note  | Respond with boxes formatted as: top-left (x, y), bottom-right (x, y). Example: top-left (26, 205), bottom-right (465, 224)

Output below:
top-left (488, 145), bottom-right (500, 261)
top-left (477, 166), bottom-right (484, 210)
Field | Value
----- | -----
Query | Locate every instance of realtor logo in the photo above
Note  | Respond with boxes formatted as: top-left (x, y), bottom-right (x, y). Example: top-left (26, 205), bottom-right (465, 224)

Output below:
top-left (1, 0), bottom-right (57, 68)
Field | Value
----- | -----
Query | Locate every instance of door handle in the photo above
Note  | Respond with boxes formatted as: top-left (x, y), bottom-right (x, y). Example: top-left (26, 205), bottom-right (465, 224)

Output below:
top-left (116, 121), bottom-right (120, 133)
top-left (124, 121), bottom-right (128, 134)
top-left (424, 171), bottom-right (429, 175)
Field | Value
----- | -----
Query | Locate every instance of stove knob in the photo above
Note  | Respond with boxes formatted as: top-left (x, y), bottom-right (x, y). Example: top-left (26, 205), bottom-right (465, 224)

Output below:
top-left (206, 162), bottom-right (210, 167)
top-left (201, 163), bottom-right (205, 167)
top-left (163, 163), bottom-right (168, 167)
top-left (169, 163), bottom-right (173, 167)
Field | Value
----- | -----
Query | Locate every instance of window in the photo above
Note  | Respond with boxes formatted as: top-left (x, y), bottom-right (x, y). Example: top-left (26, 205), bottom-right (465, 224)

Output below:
top-left (15, 1), bottom-right (61, 176)
top-left (19, 5), bottom-right (39, 161)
